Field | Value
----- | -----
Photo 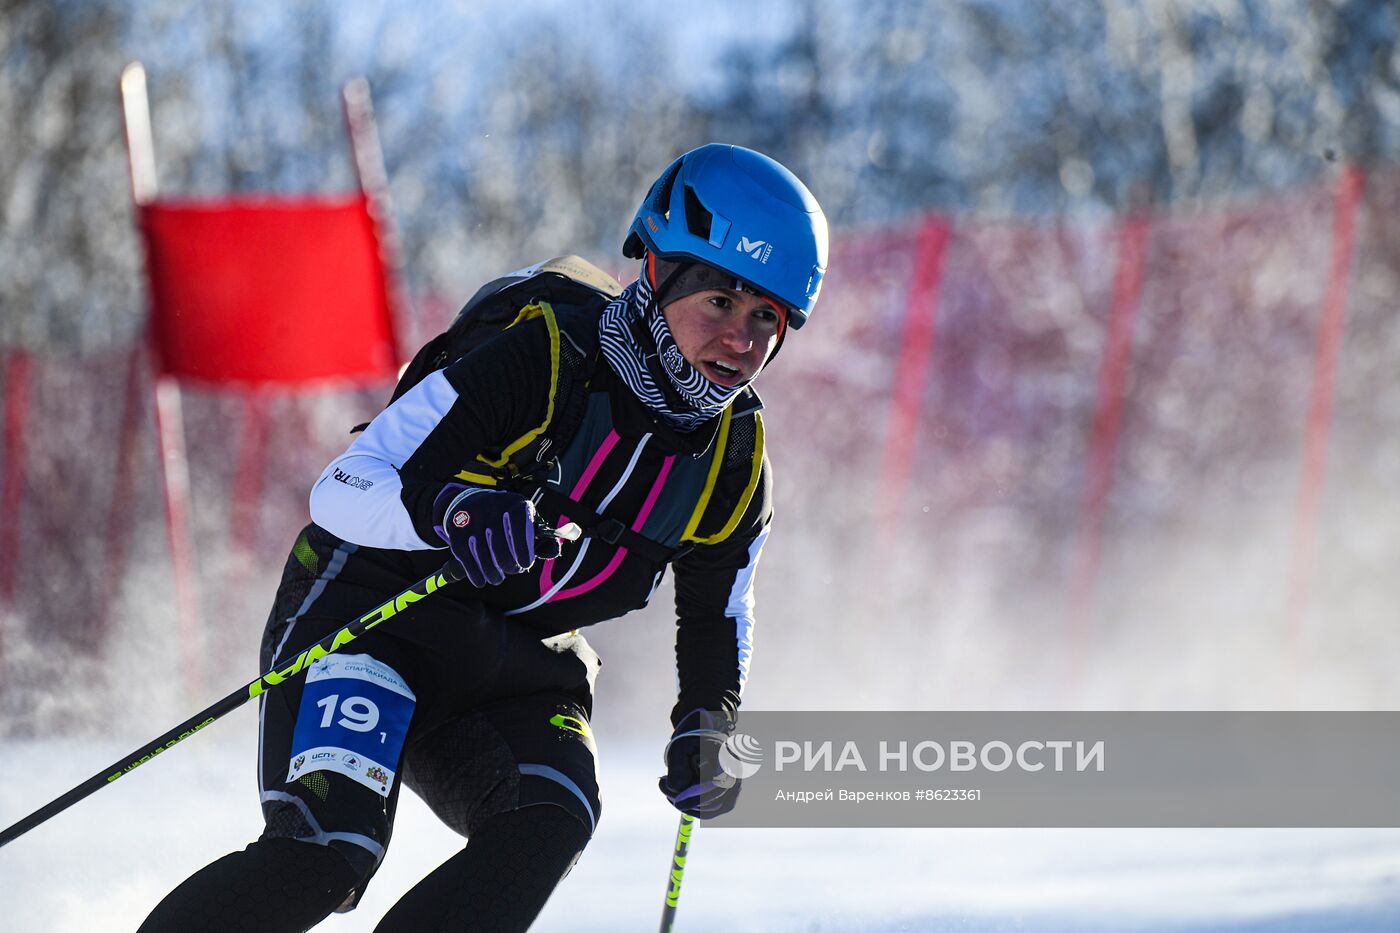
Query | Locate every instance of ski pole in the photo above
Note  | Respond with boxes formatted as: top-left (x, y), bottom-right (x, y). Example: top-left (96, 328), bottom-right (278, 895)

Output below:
top-left (658, 813), bottom-right (696, 932)
top-left (0, 521), bottom-right (581, 850)
top-left (0, 566), bottom-right (450, 849)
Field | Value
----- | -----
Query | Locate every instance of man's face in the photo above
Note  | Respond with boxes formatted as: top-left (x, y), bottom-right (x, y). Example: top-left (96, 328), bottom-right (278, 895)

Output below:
top-left (660, 288), bottom-right (785, 387)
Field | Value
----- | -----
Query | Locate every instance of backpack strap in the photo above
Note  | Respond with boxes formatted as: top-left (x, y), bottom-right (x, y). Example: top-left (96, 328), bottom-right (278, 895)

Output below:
top-left (452, 300), bottom-right (598, 488)
top-left (533, 404), bottom-right (762, 562)
top-left (534, 487), bottom-right (685, 563)
top-left (678, 408), bottom-right (765, 547)
top-left (465, 303), bottom-right (564, 475)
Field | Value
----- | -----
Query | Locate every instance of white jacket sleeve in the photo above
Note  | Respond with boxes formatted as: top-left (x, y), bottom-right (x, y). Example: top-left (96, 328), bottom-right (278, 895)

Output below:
top-left (308, 371), bottom-right (459, 551)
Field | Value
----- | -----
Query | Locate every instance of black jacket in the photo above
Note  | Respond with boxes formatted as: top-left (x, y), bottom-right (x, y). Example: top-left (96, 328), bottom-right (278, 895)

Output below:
top-left (309, 298), bottom-right (773, 724)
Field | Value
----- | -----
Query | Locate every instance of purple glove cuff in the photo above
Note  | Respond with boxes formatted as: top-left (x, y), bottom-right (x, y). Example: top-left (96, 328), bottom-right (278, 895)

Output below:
top-left (660, 708), bottom-right (741, 817)
top-left (431, 482), bottom-right (473, 545)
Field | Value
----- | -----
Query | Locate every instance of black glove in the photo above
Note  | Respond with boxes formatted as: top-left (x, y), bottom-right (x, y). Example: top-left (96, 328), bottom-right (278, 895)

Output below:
top-left (432, 484), bottom-right (562, 586)
top-left (658, 709), bottom-right (742, 818)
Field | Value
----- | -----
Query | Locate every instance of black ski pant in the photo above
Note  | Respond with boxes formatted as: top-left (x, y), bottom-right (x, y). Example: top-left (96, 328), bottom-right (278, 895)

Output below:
top-left (138, 804), bottom-right (589, 933)
top-left (140, 525), bottom-right (603, 931)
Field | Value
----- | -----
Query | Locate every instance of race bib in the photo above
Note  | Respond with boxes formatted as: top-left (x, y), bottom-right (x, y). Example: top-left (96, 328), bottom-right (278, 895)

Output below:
top-left (287, 654), bottom-right (416, 798)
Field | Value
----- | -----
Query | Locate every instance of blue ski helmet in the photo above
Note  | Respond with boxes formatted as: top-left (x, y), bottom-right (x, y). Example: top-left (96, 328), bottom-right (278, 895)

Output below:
top-left (623, 144), bottom-right (828, 328)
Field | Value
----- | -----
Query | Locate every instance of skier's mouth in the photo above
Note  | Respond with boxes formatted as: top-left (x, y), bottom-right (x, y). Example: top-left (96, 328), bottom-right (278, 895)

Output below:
top-left (704, 360), bottom-right (744, 385)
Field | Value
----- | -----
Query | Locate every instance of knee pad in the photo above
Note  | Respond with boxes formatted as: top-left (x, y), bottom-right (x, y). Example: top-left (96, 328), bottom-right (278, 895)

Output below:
top-left (261, 775), bottom-right (385, 887)
top-left (401, 702), bottom-right (602, 841)
top-left (517, 764), bottom-right (600, 838)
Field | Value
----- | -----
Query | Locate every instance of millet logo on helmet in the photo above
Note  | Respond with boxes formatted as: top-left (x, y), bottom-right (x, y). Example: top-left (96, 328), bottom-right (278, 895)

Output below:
top-left (452, 510), bottom-right (470, 529)
top-left (737, 237), bottom-right (772, 264)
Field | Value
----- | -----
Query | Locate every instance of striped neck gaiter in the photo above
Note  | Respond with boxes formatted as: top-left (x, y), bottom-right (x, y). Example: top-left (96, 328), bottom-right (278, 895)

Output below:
top-left (598, 272), bottom-right (745, 432)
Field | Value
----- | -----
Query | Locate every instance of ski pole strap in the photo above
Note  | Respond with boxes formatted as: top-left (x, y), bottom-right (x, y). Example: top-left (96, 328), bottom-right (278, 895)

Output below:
top-left (658, 813), bottom-right (696, 932)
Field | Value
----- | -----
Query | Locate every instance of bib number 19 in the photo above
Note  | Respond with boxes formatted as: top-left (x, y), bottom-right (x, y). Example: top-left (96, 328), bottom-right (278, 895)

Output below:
top-left (316, 694), bottom-right (381, 735)
top-left (287, 654), bottom-right (416, 798)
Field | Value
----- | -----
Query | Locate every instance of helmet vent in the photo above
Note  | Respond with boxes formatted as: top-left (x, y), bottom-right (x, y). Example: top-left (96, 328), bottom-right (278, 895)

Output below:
top-left (656, 163), bottom-right (682, 221)
top-left (683, 185), bottom-right (713, 241)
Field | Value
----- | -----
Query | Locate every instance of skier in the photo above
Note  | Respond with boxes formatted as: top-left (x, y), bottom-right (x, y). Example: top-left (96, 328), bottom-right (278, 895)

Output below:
top-left (140, 143), bottom-right (827, 932)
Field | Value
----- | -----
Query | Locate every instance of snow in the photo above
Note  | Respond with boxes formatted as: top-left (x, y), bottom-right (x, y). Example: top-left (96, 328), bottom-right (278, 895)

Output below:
top-left (3, 721), bottom-right (1400, 931)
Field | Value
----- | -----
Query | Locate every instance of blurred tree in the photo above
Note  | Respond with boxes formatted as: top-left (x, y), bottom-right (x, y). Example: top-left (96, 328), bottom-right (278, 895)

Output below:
top-left (687, 0), bottom-right (957, 226)
top-left (386, 12), bottom-right (697, 303)
top-left (5, 0), bottom-right (1400, 348)
top-left (0, 0), bottom-right (140, 350)
top-left (1320, 0), bottom-right (1399, 164)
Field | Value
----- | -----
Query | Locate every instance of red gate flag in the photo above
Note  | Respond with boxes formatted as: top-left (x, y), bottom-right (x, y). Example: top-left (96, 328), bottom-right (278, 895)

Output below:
top-left (140, 194), bottom-right (399, 387)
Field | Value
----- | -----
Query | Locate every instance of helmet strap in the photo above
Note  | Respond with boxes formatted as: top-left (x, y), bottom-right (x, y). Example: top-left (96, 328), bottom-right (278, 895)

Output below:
top-left (647, 252), bottom-right (694, 314)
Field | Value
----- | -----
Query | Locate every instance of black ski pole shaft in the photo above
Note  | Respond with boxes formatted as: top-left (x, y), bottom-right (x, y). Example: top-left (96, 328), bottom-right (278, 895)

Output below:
top-left (658, 813), bottom-right (696, 932)
top-left (0, 566), bottom-right (454, 849)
